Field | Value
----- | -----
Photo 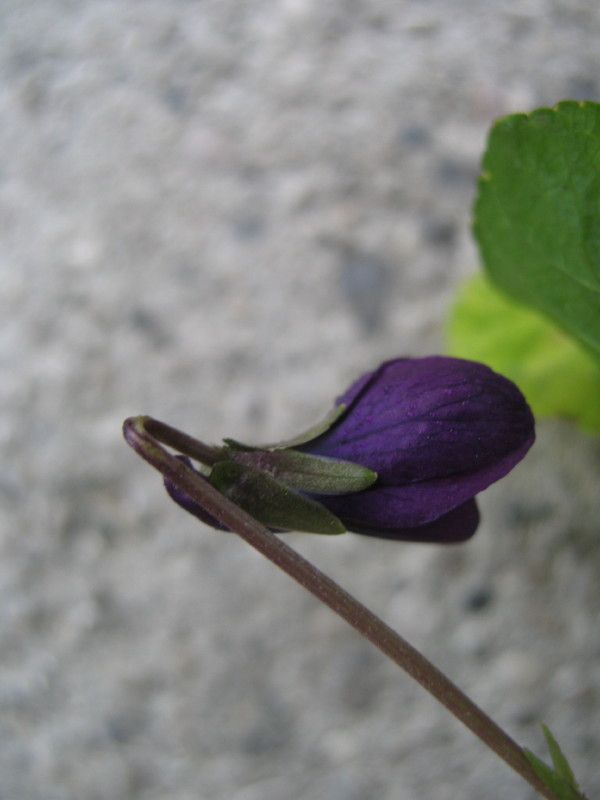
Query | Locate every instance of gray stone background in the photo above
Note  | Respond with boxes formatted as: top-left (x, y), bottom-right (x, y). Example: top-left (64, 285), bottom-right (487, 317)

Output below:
top-left (1, 1), bottom-right (599, 798)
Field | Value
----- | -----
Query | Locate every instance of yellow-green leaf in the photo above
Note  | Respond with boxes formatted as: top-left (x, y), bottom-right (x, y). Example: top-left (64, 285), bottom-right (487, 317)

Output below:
top-left (447, 273), bottom-right (600, 433)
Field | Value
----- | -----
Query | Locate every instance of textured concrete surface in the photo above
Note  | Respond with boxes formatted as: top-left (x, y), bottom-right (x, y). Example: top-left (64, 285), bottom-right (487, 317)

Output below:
top-left (1, 2), bottom-right (599, 799)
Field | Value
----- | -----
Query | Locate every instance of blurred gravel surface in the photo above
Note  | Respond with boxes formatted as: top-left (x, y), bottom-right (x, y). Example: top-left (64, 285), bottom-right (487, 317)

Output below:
top-left (1, 2), bottom-right (599, 799)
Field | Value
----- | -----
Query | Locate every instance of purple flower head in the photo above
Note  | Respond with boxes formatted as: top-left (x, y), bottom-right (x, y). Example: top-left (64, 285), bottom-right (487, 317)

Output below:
top-left (165, 357), bottom-right (535, 544)
top-left (298, 357), bottom-right (535, 542)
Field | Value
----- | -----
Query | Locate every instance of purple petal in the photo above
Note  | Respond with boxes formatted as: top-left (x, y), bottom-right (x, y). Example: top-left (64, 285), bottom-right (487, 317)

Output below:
top-left (317, 463), bottom-right (491, 526)
top-left (331, 498), bottom-right (480, 543)
top-left (301, 357), bottom-right (535, 495)
top-left (164, 456), bottom-right (230, 531)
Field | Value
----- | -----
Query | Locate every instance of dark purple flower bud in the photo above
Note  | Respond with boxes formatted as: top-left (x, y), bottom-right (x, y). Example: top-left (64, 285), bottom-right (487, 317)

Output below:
top-left (165, 356), bottom-right (534, 544)
top-left (297, 356), bottom-right (535, 542)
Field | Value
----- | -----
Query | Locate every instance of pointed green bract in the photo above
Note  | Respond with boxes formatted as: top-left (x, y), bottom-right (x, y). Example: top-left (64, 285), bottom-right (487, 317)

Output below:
top-left (209, 461), bottom-right (346, 534)
top-left (522, 723), bottom-right (585, 800)
top-left (541, 724), bottom-right (580, 790)
top-left (447, 273), bottom-right (600, 432)
top-left (223, 446), bottom-right (377, 494)
top-left (523, 750), bottom-right (583, 800)
top-left (474, 100), bottom-right (600, 364)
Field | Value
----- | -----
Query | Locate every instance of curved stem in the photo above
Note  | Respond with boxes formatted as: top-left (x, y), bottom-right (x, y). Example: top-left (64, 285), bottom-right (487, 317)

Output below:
top-left (123, 415), bottom-right (560, 800)
top-left (142, 416), bottom-right (223, 466)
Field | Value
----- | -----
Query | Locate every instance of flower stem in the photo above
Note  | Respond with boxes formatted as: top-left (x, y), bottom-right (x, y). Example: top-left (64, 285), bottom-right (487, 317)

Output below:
top-left (123, 415), bottom-right (560, 800)
top-left (143, 417), bottom-right (223, 466)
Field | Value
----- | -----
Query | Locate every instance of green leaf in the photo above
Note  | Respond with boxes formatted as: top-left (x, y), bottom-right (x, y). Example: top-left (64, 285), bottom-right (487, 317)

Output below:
top-left (224, 447), bottom-right (377, 494)
top-left (474, 100), bottom-right (600, 364)
top-left (447, 273), bottom-right (600, 433)
top-left (541, 724), bottom-right (579, 790)
top-left (209, 461), bottom-right (346, 535)
top-left (523, 750), bottom-right (584, 800)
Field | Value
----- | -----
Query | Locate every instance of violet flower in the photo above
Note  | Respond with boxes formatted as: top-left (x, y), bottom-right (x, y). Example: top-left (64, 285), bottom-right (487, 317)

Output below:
top-left (166, 356), bottom-right (535, 543)
top-left (297, 357), bottom-right (535, 542)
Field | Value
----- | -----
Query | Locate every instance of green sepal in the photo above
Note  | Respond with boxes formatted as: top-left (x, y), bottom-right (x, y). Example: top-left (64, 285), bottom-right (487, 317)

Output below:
top-left (208, 461), bottom-right (346, 535)
top-left (268, 404), bottom-right (348, 449)
top-left (221, 405), bottom-right (349, 455)
top-left (222, 438), bottom-right (256, 452)
top-left (222, 447), bottom-right (377, 494)
top-left (224, 405), bottom-right (348, 452)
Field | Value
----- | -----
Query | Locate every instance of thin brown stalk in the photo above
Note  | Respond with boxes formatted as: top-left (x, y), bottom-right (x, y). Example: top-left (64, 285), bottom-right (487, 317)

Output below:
top-left (123, 415), bottom-right (561, 800)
